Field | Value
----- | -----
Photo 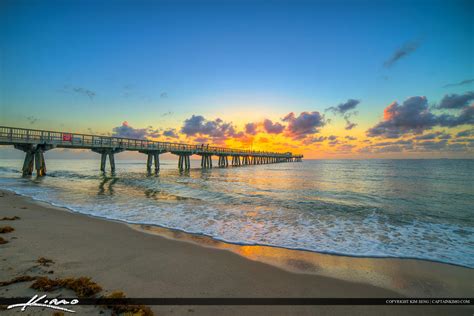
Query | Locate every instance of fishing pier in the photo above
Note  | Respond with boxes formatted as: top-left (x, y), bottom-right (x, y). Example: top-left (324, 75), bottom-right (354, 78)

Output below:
top-left (0, 126), bottom-right (303, 176)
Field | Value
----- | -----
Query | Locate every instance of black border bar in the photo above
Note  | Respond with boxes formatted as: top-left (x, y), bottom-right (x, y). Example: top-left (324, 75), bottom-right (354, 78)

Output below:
top-left (0, 298), bottom-right (472, 305)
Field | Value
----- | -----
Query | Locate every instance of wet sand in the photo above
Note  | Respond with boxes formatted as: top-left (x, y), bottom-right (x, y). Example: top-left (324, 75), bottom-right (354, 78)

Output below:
top-left (0, 189), bottom-right (472, 315)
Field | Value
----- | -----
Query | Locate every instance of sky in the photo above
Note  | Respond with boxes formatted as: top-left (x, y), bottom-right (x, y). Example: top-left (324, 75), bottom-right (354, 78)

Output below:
top-left (0, 0), bottom-right (473, 159)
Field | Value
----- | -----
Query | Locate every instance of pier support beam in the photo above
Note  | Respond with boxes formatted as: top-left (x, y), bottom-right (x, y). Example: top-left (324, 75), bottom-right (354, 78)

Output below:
top-left (14, 144), bottom-right (53, 177)
top-left (179, 154), bottom-right (191, 170)
top-left (139, 150), bottom-right (163, 174)
top-left (234, 156), bottom-right (241, 166)
top-left (218, 155), bottom-right (229, 167)
top-left (201, 154), bottom-right (213, 168)
top-left (92, 148), bottom-right (124, 174)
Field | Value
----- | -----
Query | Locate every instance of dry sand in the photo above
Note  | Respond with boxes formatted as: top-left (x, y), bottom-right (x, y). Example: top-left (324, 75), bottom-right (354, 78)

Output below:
top-left (0, 189), bottom-right (472, 315)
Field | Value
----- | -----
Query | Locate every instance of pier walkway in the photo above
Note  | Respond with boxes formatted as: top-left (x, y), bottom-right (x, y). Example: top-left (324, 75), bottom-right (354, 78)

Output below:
top-left (0, 126), bottom-right (303, 176)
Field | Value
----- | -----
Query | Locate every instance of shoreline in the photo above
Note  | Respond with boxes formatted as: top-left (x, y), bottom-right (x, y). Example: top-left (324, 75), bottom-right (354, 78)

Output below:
top-left (1, 189), bottom-right (473, 315)
top-left (6, 187), bottom-right (472, 271)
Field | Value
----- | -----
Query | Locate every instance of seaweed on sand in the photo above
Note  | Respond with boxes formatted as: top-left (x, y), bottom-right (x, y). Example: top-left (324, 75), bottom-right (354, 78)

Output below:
top-left (31, 277), bottom-right (102, 298)
top-left (102, 291), bottom-right (154, 316)
top-left (37, 257), bottom-right (54, 266)
top-left (0, 216), bottom-right (20, 221)
top-left (0, 226), bottom-right (14, 233)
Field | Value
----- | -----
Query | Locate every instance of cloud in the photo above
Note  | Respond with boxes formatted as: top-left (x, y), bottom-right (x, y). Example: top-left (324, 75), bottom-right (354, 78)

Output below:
top-left (438, 91), bottom-right (474, 109)
top-left (162, 111), bottom-right (173, 117)
top-left (443, 79), bottom-right (474, 88)
top-left (336, 144), bottom-right (356, 152)
top-left (180, 115), bottom-right (239, 142)
top-left (447, 143), bottom-right (469, 152)
top-left (282, 111), bottom-right (326, 139)
top-left (457, 129), bottom-right (474, 137)
top-left (345, 136), bottom-right (357, 141)
top-left (163, 129), bottom-right (179, 139)
top-left (194, 137), bottom-right (208, 143)
top-left (366, 96), bottom-right (439, 138)
top-left (344, 119), bottom-right (357, 130)
top-left (372, 140), bottom-right (413, 147)
top-left (245, 122), bottom-right (258, 135)
top-left (61, 85), bottom-right (96, 100)
top-left (415, 139), bottom-right (448, 151)
top-left (438, 104), bottom-right (474, 127)
top-left (359, 139), bottom-right (415, 153)
top-left (263, 119), bottom-right (285, 134)
top-left (326, 99), bottom-right (360, 130)
top-left (366, 94), bottom-right (473, 138)
top-left (374, 145), bottom-right (404, 153)
top-left (26, 116), bottom-right (38, 125)
top-left (413, 131), bottom-right (451, 140)
top-left (112, 121), bottom-right (154, 139)
top-left (302, 136), bottom-right (326, 145)
top-left (326, 99), bottom-right (360, 115)
top-left (384, 40), bottom-right (420, 68)
top-left (160, 92), bottom-right (168, 98)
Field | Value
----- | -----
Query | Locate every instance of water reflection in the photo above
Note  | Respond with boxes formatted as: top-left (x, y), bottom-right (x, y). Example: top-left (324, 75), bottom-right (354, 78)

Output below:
top-left (98, 176), bottom-right (118, 195)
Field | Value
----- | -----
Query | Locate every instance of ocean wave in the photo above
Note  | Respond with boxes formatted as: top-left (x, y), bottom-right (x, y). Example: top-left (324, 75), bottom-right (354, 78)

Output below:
top-left (1, 159), bottom-right (473, 268)
top-left (0, 166), bottom-right (20, 173)
top-left (2, 184), bottom-right (473, 268)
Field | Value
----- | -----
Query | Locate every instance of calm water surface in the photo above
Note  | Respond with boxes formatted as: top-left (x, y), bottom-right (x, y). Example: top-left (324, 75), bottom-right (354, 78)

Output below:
top-left (0, 158), bottom-right (473, 268)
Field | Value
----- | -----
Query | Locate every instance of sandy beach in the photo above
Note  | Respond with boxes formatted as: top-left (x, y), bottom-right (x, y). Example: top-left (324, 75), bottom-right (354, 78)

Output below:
top-left (0, 189), bottom-right (472, 315)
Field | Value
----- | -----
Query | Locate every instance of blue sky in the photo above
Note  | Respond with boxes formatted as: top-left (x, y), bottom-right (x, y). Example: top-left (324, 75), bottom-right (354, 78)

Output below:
top-left (1, 0), bottom-right (473, 158)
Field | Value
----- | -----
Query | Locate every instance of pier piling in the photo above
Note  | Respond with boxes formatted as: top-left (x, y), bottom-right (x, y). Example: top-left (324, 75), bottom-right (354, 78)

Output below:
top-left (92, 148), bottom-right (124, 174)
top-left (140, 150), bottom-right (163, 173)
top-left (14, 144), bottom-right (51, 176)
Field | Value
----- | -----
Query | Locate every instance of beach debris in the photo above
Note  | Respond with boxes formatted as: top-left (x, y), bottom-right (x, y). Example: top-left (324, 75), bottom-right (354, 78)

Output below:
top-left (0, 226), bottom-right (14, 233)
top-left (102, 291), bottom-right (154, 316)
top-left (37, 257), bottom-right (55, 266)
top-left (31, 276), bottom-right (102, 298)
top-left (0, 275), bottom-right (36, 287)
top-left (0, 216), bottom-right (20, 221)
top-left (0, 237), bottom-right (8, 244)
top-left (20, 206), bottom-right (28, 209)
top-left (53, 312), bottom-right (64, 316)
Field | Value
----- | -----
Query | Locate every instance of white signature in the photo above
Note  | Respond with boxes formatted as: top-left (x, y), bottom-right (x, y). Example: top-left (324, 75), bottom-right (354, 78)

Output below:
top-left (7, 294), bottom-right (78, 313)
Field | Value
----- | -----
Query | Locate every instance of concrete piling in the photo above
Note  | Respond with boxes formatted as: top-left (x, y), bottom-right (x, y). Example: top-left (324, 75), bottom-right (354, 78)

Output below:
top-left (201, 155), bottom-right (213, 168)
top-left (178, 154), bottom-right (191, 170)
top-left (100, 153), bottom-right (107, 172)
top-left (139, 150), bottom-right (163, 173)
top-left (218, 155), bottom-right (229, 167)
top-left (109, 152), bottom-right (116, 173)
top-left (34, 150), bottom-right (46, 176)
top-left (22, 151), bottom-right (34, 176)
top-left (154, 152), bottom-right (160, 172)
top-left (15, 144), bottom-right (51, 177)
top-left (93, 148), bottom-right (124, 174)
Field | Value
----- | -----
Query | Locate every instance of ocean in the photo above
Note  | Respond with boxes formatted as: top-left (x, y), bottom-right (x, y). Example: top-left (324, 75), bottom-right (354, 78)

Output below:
top-left (0, 158), bottom-right (473, 268)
